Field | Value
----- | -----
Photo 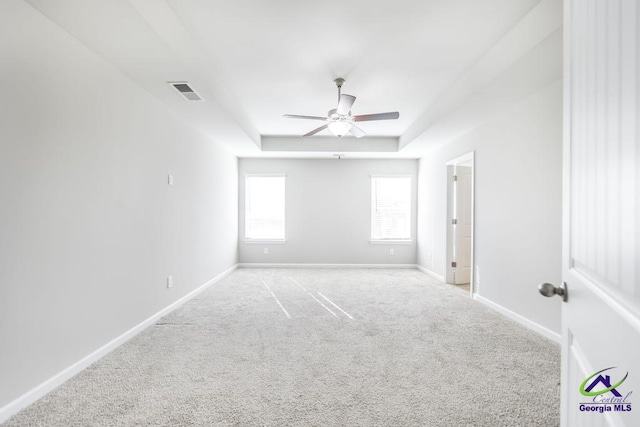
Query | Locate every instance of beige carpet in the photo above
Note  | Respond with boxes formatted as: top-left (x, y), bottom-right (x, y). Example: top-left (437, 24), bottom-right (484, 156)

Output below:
top-left (4, 268), bottom-right (560, 426)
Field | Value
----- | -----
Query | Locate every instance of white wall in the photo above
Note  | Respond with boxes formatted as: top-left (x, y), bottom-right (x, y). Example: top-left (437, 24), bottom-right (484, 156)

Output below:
top-left (417, 81), bottom-right (563, 335)
top-left (0, 1), bottom-right (238, 411)
top-left (239, 159), bottom-right (418, 265)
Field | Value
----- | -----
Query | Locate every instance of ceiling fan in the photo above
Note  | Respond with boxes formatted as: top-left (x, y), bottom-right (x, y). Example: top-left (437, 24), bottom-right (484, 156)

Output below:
top-left (283, 78), bottom-right (399, 138)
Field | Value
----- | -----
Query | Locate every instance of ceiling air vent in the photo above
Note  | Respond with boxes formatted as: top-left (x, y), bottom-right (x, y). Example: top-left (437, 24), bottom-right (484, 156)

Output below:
top-left (168, 81), bottom-right (203, 101)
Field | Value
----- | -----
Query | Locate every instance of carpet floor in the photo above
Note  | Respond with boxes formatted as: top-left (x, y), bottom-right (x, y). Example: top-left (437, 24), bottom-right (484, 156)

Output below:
top-left (4, 268), bottom-right (560, 426)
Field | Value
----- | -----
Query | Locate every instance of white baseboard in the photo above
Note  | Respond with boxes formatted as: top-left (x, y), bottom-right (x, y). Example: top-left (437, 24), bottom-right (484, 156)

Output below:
top-left (238, 263), bottom-right (418, 269)
top-left (0, 263), bottom-right (238, 424)
top-left (474, 294), bottom-right (561, 343)
top-left (416, 265), bottom-right (445, 282)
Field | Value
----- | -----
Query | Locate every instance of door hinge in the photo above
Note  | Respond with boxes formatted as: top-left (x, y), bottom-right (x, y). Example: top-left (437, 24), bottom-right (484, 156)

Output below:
top-left (451, 218), bottom-right (458, 225)
top-left (452, 175), bottom-right (458, 182)
top-left (451, 261), bottom-right (457, 268)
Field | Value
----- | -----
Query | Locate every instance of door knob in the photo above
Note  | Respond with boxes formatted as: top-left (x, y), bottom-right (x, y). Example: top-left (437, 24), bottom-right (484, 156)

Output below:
top-left (538, 282), bottom-right (568, 302)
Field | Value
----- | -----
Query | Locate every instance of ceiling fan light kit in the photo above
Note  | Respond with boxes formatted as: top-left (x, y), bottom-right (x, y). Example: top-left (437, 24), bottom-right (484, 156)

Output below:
top-left (283, 78), bottom-right (399, 138)
top-left (328, 121), bottom-right (352, 137)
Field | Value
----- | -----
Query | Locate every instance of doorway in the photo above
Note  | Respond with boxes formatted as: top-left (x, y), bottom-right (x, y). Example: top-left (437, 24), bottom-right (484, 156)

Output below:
top-left (445, 152), bottom-right (474, 295)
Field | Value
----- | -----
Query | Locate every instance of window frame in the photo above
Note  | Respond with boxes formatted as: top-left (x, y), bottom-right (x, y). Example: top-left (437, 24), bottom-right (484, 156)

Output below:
top-left (244, 173), bottom-right (287, 243)
top-left (369, 174), bottom-right (413, 244)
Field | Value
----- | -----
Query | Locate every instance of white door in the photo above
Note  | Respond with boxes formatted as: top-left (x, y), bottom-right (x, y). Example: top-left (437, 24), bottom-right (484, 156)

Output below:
top-left (446, 153), bottom-right (474, 287)
top-left (559, 1), bottom-right (640, 426)
top-left (454, 165), bottom-right (472, 285)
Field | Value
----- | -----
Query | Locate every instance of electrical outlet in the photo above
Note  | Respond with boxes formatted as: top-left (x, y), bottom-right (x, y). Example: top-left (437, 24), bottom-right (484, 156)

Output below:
top-left (390, 248), bottom-right (395, 256)
top-left (264, 248), bottom-right (269, 255)
top-left (168, 174), bottom-right (174, 186)
top-left (167, 276), bottom-right (173, 288)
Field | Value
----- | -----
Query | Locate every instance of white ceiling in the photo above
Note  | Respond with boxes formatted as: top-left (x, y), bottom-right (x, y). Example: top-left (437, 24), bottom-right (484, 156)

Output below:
top-left (25, 0), bottom-right (561, 158)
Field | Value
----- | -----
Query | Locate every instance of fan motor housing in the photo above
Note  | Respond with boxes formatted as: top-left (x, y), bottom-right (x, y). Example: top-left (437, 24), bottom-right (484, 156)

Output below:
top-left (328, 109), bottom-right (353, 123)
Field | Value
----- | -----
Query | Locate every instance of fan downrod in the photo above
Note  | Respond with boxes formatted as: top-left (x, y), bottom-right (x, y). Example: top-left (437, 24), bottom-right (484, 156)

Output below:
top-left (334, 78), bottom-right (345, 103)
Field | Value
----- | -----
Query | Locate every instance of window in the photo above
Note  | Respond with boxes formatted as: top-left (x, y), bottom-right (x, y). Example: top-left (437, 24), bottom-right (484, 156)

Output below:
top-left (245, 175), bottom-right (285, 240)
top-left (371, 176), bottom-right (411, 241)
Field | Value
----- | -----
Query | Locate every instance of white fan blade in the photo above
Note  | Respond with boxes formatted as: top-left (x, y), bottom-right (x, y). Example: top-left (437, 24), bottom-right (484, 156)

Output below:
top-left (349, 124), bottom-right (367, 138)
top-left (284, 114), bottom-right (328, 121)
top-left (304, 124), bottom-right (328, 137)
top-left (336, 94), bottom-right (356, 115)
top-left (353, 112), bottom-right (399, 122)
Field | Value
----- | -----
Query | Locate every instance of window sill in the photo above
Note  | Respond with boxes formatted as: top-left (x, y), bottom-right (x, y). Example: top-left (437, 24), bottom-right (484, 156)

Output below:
top-left (244, 239), bottom-right (287, 245)
top-left (369, 239), bottom-right (413, 245)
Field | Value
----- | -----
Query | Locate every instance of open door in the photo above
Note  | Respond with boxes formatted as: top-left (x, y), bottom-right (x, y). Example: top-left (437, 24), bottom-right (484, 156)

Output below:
top-left (454, 165), bottom-right (473, 284)
top-left (550, 1), bottom-right (640, 425)
top-left (446, 153), bottom-right (474, 291)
